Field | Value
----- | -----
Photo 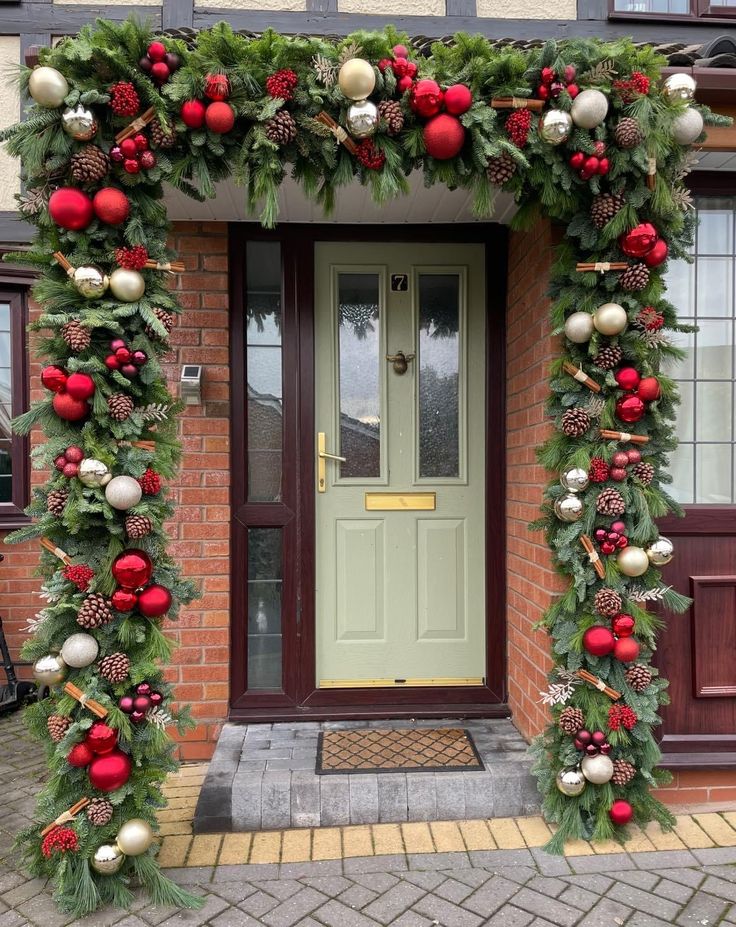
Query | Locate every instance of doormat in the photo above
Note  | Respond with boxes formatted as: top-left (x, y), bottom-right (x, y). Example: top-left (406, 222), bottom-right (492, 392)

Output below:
top-left (316, 728), bottom-right (484, 774)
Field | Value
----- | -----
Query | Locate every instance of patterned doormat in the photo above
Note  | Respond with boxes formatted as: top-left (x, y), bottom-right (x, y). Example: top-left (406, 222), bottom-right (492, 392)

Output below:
top-left (316, 728), bottom-right (485, 774)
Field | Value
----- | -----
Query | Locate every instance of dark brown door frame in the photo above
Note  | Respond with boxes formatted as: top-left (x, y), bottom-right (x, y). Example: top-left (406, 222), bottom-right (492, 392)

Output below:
top-left (229, 223), bottom-right (509, 722)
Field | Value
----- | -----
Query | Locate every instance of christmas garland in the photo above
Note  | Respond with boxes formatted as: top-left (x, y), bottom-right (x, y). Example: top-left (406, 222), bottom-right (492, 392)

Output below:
top-left (1, 17), bottom-right (730, 915)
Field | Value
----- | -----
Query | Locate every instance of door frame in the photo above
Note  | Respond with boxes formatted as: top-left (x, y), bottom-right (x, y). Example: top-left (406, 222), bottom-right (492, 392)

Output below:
top-left (229, 223), bottom-right (509, 722)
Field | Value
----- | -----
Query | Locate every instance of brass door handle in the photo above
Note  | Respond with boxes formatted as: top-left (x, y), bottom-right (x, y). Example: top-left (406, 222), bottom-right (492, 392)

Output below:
top-left (319, 450), bottom-right (347, 462)
top-left (386, 350), bottom-right (415, 375)
top-left (317, 432), bottom-right (345, 493)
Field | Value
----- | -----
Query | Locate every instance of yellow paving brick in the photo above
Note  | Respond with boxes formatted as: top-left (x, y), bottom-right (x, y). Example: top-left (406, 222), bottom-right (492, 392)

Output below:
top-left (722, 812), bottom-right (736, 832)
top-left (281, 829), bottom-right (312, 863)
top-left (430, 821), bottom-right (465, 853)
top-left (372, 823), bottom-right (404, 856)
top-left (515, 817), bottom-right (552, 848)
top-left (563, 839), bottom-right (596, 856)
top-left (343, 825), bottom-right (374, 858)
top-left (157, 835), bottom-right (192, 868)
top-left (312, 828), bottom-right (342, 860)
top-left (590, 839), bottom-right (627, 854)
top-left (643, 821), bottom-right (686, 850)
top-left (219, 833), bottom-right (252, 865)
top-left (401, 822), bottom-right (435, 854)
top-left (488, 817), bottom-right (525, 850)
top-left (157, 820), bottom-right (193, 837)
top-left (164, 796), bottom-right (199, 810)
top-left (693, 813), bottom-right (736, 847)
top-left (250, 831), bottom-right (282, 864)
top-left (157, 808), bottom-right (194, 823)
top-left (162, 786), bottom-right (203, 799)
top-left (187, 834), bottom-right (222, 867)
top-left (459, 820), bottom-right (495, 851)
top-left (674, 814), bottom-right (715, 849)
top-left (622, 827), bottom-right (657, 853)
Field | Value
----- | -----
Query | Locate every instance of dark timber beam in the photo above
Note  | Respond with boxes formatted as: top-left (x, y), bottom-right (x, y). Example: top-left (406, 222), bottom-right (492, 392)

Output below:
top-left (0, 3), bottom-right (162, 33)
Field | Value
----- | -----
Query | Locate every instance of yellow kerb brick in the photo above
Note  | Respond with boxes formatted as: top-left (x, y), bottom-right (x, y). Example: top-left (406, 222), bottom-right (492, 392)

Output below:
top-left (430, 822), bottom-right (465, 853)
top-left (622, 827), bottom-right (656, 853)
top-left (250, 831), bottom-right (282, 864)
top-left (187, 834), bottom-right (222, 867)
top-left (459, 820), bottom-right (495, 851)
top-left (165, 796), bottom-right (199, 811)
top-left (488, 817), bottom-right (525, 850)
top-left (219, 833), bottom-right (252, 865)
top-left (157, 835), bottom-right (191, 868)
top-left (674, 815), bottom-right (714, 848)
top-left (643, 821), bottom-right (686, 850)
top-left (342, 825), bottom-right (373, 858)
top-left (693, 813), bottom-right (736, 847)
top-left (401, 822), bottom-right (434, 854)
top-left (281, 829), bottom-right (312, 863)
top-left (157, 808), bottom-right (193, 823)
top-left (162, 786), bottom-right (203, 799)
top-left (515, 817), bottom-right (552, 848)
top-left (372, 823), bottom-right (404, 856)
top-left (312, 828), bottom-right (342, 860)
top-left (591, 839), bottom-right (627, 854)
top-left (563, 839), bottom-right (596, 856)
top-left (158, 820), bottom-right (193, 837)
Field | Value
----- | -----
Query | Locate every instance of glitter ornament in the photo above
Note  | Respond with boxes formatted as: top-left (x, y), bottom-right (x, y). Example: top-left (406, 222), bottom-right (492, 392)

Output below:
top-left (93, 188), bottom-right (130, 226)
top-left (137, 468), bottom-right (161, 494)
top-left (423, 113), bottom-right (465, 160)
top-left (60, 632), bottom-right (99, 668)
top-left (205, 73), bottom-right (230, 101)
top-left (564, 311), bottom-right (594, 343)
top-left (53, 393), bottom-right (89, 422)
top-left (205, 101), bottom-right (235, 134)
top-left (672, 108), bottom-right (704, 145)
top-left (105, 475), bottom-right (143, 511)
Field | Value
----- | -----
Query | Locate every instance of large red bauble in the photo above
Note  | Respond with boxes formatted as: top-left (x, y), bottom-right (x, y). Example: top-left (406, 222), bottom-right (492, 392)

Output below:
top-left (612, 613), bottom-right (635, 637)
top-left (613, 636), bottom-right (640, 663)
top-left (205, 73), bottom-right (230, 101)
top-left (68, 742), bottom-right (94, 767)
top-left (610, 799), bottom-right (634, 826)
top-left (619, 223), bottom-right (658, 258)
top-left (443, 83), bottom-right (473, 115)
top-left (85, 722), bottom-right (118, 755)
top-left (111, 588), bottom-right (138, 612)
top-left (151, 62), bottom-right (171, 85)
top-left (205, 101), bottom-right (235, 134)
top-left (93, 187), bottom-right (130, 226)
top-left (423, 114), bottom-right (466, 161)
top-left (137, 583), bottom-right (172, 618)
top-left (410, 79), bottom-right (443, 118)
top-left (614, 367), bottom-right (640, 392)
top-left (147, 41), bottom-right (166, 62)
top-left (52, 392), bottom-right (89, 422)
top-left (583, 625), bottom-right (615, 656)
top-left (66, 445), bottom-right (84, 463)
top-left (637, 376), bottom-right (661, 402)
top-left (65, 372), bottom-right (95, 401)
top-left (133, 694), bottom-right (151, 713)
top-left (644, 238), bottom-right (668, 267)
top-left (88, 748), bottom-right (132, 792)
top-left (48, 188), bottom-right (94, 231)
top-left (181, 99), bottom-right (206, 128)
top-left (616, 395), bottom-right (645, 424)
top-left (41, 365), bottom-right (68, 394)
top-left (112, 549), bottom-right (153, 590)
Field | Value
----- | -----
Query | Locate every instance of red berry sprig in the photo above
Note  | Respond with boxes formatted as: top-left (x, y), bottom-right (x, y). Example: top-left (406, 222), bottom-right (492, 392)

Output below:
top-left (608, 704), bottom-right (638, 732)
top-left (115, 245), bottom-right (149, 271)
top-left (63, 563), bottom-right (95, 592)
top-left (589, 457), bottom-right (610, 483)
top-left (109, 82), bottom-right (140, 117)
top-left (355, 139), bottom-right (385, 171)
top-left (41, 826), bottom-right (79, 858)
top-left (138, 468), bottom-right (161, 495)
top-left (266, 69), bottom-right (298, 101)
top-left (634, 306), bottom-right (665, 332)
top-left (506, 109), bottom-right (532, 148)
top-left (613, 71), bottom-right (650, 103)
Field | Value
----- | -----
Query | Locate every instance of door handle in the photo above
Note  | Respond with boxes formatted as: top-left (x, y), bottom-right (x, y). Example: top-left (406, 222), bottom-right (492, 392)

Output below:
top-left (319, 450), bottom-right (347, 462)
top-left (317, 432), bottom-right (345, 493)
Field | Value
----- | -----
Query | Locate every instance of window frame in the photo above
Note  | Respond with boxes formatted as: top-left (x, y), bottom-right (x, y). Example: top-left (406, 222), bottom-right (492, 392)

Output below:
top-left (0, 285), bottom-right (30, 528)
top-left (608, 0), bottom-right (736, 20)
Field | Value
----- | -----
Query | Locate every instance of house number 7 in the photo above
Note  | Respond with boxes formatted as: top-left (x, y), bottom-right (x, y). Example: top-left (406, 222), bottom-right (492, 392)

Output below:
top-left (391, 274), bottom-right (408, 292)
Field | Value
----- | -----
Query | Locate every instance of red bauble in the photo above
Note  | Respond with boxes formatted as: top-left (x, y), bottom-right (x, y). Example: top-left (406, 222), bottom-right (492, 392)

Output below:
top-left (443, 84), bottom-right (472, 115)
top-left (567, 83), bottom-right (579, 98)
top-left (124, 159), bottom-right (141, 175)
top-left (105, 354), bottom-right (120, 370)
top-left (620, 223), bottom-right (658, 258)
top-left (111, 589), bottom-right (138, 611)
top-left (541, 66), bottom-right (555, 84)
top-left (397, 76), bottom-right (413, 94)
top-left (139, 151), bottom-right (156, 170)
top-left (63, 462), bottom-right (79, 477)
top-left (637, 376), bottom-right (661, 402)
top-left (52, 393), bottom-right (89, 422)
top-left (88, 749), bottom-right (132, 792)
top-left (93, 188), bottom-right (130, 226)
top-left (411, 79), bottom-right (443, 118)
top-left (65, 372), bottom-right (95, 401)
top-left (569, 152), bottom-right (585, 170)
top-left (626, 449), bottom-right (642, 465)
top-left (537, 85), bottom-right (550, 101)
top-left (137, 583), bottom-right (172, 618)
top-left (613, 636), bottom-right (640, 663)
top-left (134, 695), bottom-right (151, 713)
top-left (610, 799), bottom-right (634, 826)
top-left (644, 238), bottom-right (668, 267)
top-left (616, 395), bottom-right (646, 424)
top-left (615, 367), bottom-right (641, 391)
top-left (66, 445), bottom-right (84, 463)
top-left (149, 691), bottom-right (163, 706)
top-left (41, 365), bottom-right (68, 394)
top-left (55, 455), bottom-right (67, 470)
top-left (181, 99), bottom-right (207, 128)
top-left (147, 41), bottom-right (166, 62)
top-left (86, 722), bottom-right (118, 755)
top-left (112, 549), bottom-right (153, 590)
top-left (612, 613), bottom-right (635, 637)
top-left (393, 44), bottom-right (408, 57)
top-left (423, 114), bottom-right (465, 161)
top-left (584, 156), bottom-right (599, 174)
top-left (120, 138), bottom-right (138, 158)
top-left (115, 347), bottom-right (132, 363)
top-left (133, 134), bottom-right (148, 152)
top-left (68, 742), bottom-right (94, 767)
top-left (151, 62), bottom-right (171, 85)
top-left (598, 158), bottom-right (610, 175)
top-left (205, 101), bottom-right (235, 134)
top-left (205, 73), bottom-right (230, 101)
top-left (49, 188), bottom-right (94, 231)
top-left (119, 694), bottom-right (134, 714)
top-left (583, 625), bottom-right (616, 657)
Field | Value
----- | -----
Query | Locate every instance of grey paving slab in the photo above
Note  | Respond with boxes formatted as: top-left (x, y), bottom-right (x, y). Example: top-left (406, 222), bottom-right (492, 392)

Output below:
top-left (607, 881), bottom-right (681, 922)
top-left (261, 886), bottom-right (327, 927)
top-left (675, 890), bottom-right (730, 927)
top-left (411, 892), bottom-right (484, 927)
top-left (361, 881), bottom-right (426, 924)
top-left (482, 905), bottom-right (535, 927)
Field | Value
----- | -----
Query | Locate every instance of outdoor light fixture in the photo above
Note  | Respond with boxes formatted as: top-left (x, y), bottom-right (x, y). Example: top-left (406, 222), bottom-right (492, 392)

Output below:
top-left (180, 365), bottom-right (202, 405)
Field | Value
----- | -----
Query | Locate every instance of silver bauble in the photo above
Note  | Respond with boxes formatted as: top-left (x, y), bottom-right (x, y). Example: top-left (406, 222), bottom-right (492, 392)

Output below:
top-left (109, 268), bottom-right (145, 303)
top-left (116, 818), bottom-right (155, 856)
top-left (554, 492), bottom-right (584, 522)
top-left (60, 632), bottom-right (99, 668)
top-left (581, 753), bottom-right (614, 785)
top-left (33, 653), bottom-right (67, 686)
top-left (556, 766), bottom-right (586, 797)
top-left (672, 108), bottom-right (704, 146)
top-left (617, 545), bottom-right (650, 577)
top-left (346, 100), bottom-right (379, 138)
top-left (539, 109), bottom-right (572, 146)
top-left (564, 311), bottom-right (595, 344)
top-left (338, 58), bottom-right (376, 101)
top-left (78, 458), bottom-right (111, 488)
top-left (91, 843), bottom-right (125, 875)
top-left (593, 302), bottom-right (628, 336)
top-left (663, 73), bottom-right (697, 104)
top-left (73, 265), bottom-right (109, 299)
top-left (61, 105), bottom-right (97, 141)
top-left (646, 536), bottom-right (674, 566)
top-left (560, 467), bottom-right (590, 494)
top-left (105, 475), bottom-right (143, 511)
top-left (28, 66), bottom-right (69, 109)
top-left (571, 89), bottom-right (609, 129)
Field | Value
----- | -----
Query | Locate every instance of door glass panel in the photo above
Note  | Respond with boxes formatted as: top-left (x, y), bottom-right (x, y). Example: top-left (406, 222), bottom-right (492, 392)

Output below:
top-left (0, 302), bottom-right (11, 504)
top-left (246, 242), bottom-right (283, 502)
top-left (418, 274), bottom-right (461, 479)
top-left (337, 273), bottom-right (381, 478)
top-left (247, 528), bottom-right (282, 689)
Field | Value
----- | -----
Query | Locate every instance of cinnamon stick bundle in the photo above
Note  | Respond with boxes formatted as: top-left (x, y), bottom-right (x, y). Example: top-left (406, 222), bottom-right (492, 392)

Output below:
top-left (580, 534), bottom-right (606, 579)
top-left (144, 260), bottom-right (186, 273)
top-left (40, 538), bottom-right (71, 565)
top-left (563, 360), bottom-right (601, 394)
top-left (576, 261), bottom-right (628, 273)
top-left (52, 252), bottom-right (74, 276)
top-left (647, 156), bottom-right (657, 192)
top-left (599, 429), bottom-right (650, 445)
top-left (576, 669), bottom-right (621, 700)
top-left (315, 111), bottom-right (358, 155)
top-left (63, 682), bottom-right (107, 719)
top-left (115, 107), bottom-right (156, 144)
top-left (490, 97), bottom-right (544, 112)
top-left (41, 798), bottom-right (90, 837)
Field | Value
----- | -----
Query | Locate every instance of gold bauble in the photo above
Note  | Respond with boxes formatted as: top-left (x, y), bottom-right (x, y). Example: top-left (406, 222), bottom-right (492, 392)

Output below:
top-left (109, 268), bottom-right (145, 303)
top-left (646, 536), bottom-right (674, 566)
top-left (564, 311), bottom-right (594, 344)
top-left (538, 109), bottom-right (572, 146)
top-left (554, 492), bottom-right (584, 522)
top-left (33, 653), bottom-right (67, 686)
top-left (617, 545), bottom-right (650, 577)
top-left (560, 467), bottom-right (590, 494)
top-left (78, 458), bottom-right (111, 488)
top-left (663, 73), bottom-right (697, 104)
top-left (346, 100), bottom-right (378, 138)
top-left (91, 843), bottom-right (125, 875)
top-left (593, 302), bottom-right (628, 336)
top-left (556, 766), bottom-right (586, 796)
top-left (672, 108), bottom-right (704, 146)
top-left (571, 89), bottom-right (609, 129)
top-left (116, 818), bottom-right (154, 856)
top-left (104, 475), bottom-right (143, 511)
top-left (60, 632), bottom-right (99, 668)
top-left (338, 58), bottom-right (376, 101)
top-left (581, 753), bottom-right (614, 785)
top-left (73, 265), bottom-right (109, 299)
top-left (61, 105), bottom-right (97, 141)
top-left (28, 66), bottom-right (69, 109)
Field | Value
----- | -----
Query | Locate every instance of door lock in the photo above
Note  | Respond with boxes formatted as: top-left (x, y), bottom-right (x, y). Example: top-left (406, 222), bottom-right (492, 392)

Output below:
top-left (386, 350), bottom-right (415, 375)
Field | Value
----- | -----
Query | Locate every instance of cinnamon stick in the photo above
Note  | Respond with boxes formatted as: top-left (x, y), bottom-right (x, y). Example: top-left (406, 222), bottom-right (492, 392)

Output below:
top-left (115, 107), bottom-right (156, 144)
top-left (315, 111), bottom-right (358, 155)
top-left (490, 97), bottom-right (544, 112)
top-left (63, 682), bottom-right (107, 719)
top-left (144, 260), bottom-right (186, 273)
top-left (599, 429), bottom-right (650, 445)
top-left (52, 252), bottom-right (73, 274)
top-left (563, 360), bottom-right (601, 394)
top-left (41, 798), bottom-right (91, 837)
top-left (576, 261), bottom-right (628, 273)
top-left (576, 669), bottom-right (621, 700)
top-left (40, 538), bottom-right (71, 565)
top-left (580, 534), bottom-right (606, 579)
top-left (647, 155), bottom-right (657, 192)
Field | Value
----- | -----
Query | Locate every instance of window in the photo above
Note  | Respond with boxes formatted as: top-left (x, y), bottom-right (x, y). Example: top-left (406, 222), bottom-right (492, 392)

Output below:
top-left (0, 289), bottom-right (28, 525)
top-left (611, 0), bottom-right (736, 16)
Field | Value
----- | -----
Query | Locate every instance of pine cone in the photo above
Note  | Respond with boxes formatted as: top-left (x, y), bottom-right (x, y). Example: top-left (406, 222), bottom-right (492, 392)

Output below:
top-left (632, 462), bottom-right (655, 485)
top-left (77, 593), bottom-right (114, 630)
top-left (145, 307), bottom-right (174, 341)
top-left (47, 489), bottom-right (69, 516)
top-left (620, 263), bottom-right (650, 293)
top-left (625, 663), bottom-right (652, 692)
top-left (487, 152), bottom-right (517, 186)
top-left (47, 714), bottom-right (71, 743)
top-left (596, 487), bottom-right (626, 516)
top-left (125, 514), bottom-right (153, 539)
top-left (612, 759), bottom-right (636, 787)
top-left (614, 117), bottom-right (643, 149)
top-left (98, 652), bottom-right (130, 683)
top-left (61, 319), bottom-right (91, 353)
top-left (559, 706), bottom-right (585, 735)
top-left (595, 587), bottom-right (622, 616)
top-left (591, 192), bottom-right (625, 230)
top-left (70, 145), bottom-right (110, 184)
top-left (593, 344), bottom-right (623, 371)
top-left (108, 394), bottom-right (134, 422)
top-left (86, 797), bottom-right (114, 826)
top-left (150, 117), bottom-right (176, 149)
top-left (561, 407), bottom-right (590, 437)
top-left (265, 110), bottom-right (297, 145)
top-left (377, 100), bottom-right (404, 136)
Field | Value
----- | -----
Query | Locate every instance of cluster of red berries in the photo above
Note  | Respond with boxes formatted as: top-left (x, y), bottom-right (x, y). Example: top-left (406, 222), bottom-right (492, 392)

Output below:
top-left (54, 445), bottom-right (84, 478)
top-left (63, 563), bottom-right (95, 592)
top-left (538, 64), bottom-right (579, 101)
top-left (105, 338), bottom-right (148, 378)
top-left (109, 81), bottom-right (140, 117)
top-left (589, 448), bottom-right (643, 484)
top-left (139, 40), bottom-right (180, 86)
top-left (115, 245), bottom-right (149, 271)
top-left (634, 306), bottom-right (665, 332)
top-left (355, 139), bottom-right (385, 171)
top-left (608, 703), bottom-right (638, 731)
top-left (569, 141), bottom-right (610, 180)
top-left (378, 45), bottom-right (419, 94)
top-left (41, 826), bottom-right (79, 858)
top-left (137, 467), bottom-right (161, 495)
top-left (506, 110), bottom-right (532, 148)
top-left (594, 520), bottom-right (629, 555)
top-left (266, 68), bottom-right (298, 100)
top-left (612, 71), bottom-right (650, 103)
top-left (574, 728), bottom-right (611, 756)
top-left (110, 134), bottom-right (156, 175)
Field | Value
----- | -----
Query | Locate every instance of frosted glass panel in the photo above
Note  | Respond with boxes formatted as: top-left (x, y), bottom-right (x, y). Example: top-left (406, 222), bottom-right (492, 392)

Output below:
top-left (666, 261), bottom-right (695, 317)
top-left (0, 302), bottom-right (11, 505)
top-left (696, 258), bottom-right (733, 318)
top-left (247, 528), bottom-right (283, 690)
top-left (669, 445), bottom-right (694, 503)
top-left (699, 208), bottom-right (734, 255)
top-left (696, 382), bottom-right (732, 441)
top-left (696, 320), bottom-right (732, 380)
top-left (675, 382), bottom-right (694, 442)
top-left (696, 445), bottom-right (732, 504)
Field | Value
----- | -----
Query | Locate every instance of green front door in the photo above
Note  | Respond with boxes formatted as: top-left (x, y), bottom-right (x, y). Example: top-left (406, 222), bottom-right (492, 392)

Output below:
top-left (315, 243), bottom-right (486, 689)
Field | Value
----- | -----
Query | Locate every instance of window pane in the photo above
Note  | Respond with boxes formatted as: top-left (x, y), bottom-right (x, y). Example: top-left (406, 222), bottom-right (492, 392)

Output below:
top-left (696, 445), bottom-right (732, 504)
top-left (338, 273), bottom-right (381, 478)
top-left (662, 322), bottom-right (695, 379)
top-left (613, 0), bottom-right (688, 10)
top-left (698, 204), bottom-right (734, 255)
top-left (696, 258), bottom-right (733, 318)
top-left (666, 260), bottom-right (695, 317)
top-left (669, 444), bottom-right (694, 504)
top-left (697, 320), bottom-right (732, 380)
top-left (418, 274), bottom-right (461, 478)
top-left (696, 382), bottom-right (732, 441)
top-left (0, 303), bottom-right (11, 503)
top-left (247, 528), bottom-right (282, 690)
top-left (674, 381), bottom-right (694, 442)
